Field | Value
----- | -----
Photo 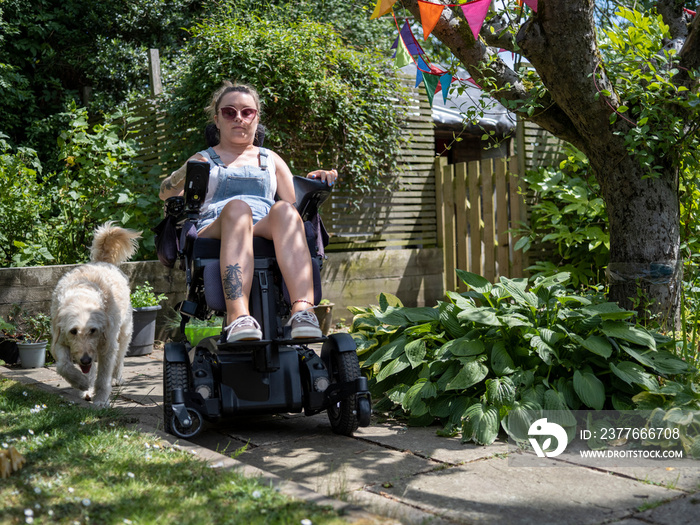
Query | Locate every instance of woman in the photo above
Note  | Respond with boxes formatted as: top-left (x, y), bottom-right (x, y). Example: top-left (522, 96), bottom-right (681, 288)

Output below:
top-left (159, 81), bottom-right (337, 342)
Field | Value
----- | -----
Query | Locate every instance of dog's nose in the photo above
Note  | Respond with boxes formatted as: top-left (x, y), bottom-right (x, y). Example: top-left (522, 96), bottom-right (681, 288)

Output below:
top-left (80, 354), bottom-right (92, 366)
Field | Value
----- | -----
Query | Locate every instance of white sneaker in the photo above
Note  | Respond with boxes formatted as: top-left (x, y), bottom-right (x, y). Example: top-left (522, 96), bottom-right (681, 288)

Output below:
top-left (225, 315), bottom-right (262, 342)
top-left (286, 309), bottom-right (322, 339)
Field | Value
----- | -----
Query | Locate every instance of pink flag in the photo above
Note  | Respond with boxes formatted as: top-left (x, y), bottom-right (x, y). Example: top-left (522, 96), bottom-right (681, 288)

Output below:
top-left (523, 0), bottom-right (538, 12)
top-left (461, 0), bottom-right (491, 41)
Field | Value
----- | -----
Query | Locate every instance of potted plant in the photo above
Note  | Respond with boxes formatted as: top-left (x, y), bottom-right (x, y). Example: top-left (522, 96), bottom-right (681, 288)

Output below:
top-left (0, 305), bottom-right (51, 369)
top-left (129, 282), bottom-right (167, 357)
top-left (313, 299), bottom-right (334, 336)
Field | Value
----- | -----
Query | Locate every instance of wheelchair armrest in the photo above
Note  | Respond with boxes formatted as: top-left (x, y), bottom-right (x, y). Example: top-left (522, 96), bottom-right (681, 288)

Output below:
top-left (293, 176), bottom-right (332, 222)
top-left (184, 160), bottom-right (210, 218)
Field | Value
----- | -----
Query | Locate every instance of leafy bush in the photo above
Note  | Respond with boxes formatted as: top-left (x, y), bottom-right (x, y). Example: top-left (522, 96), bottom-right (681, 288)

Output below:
top-left (351, 271), bottom-right (696, 445)
top-left (515, 147), bottom-right (609, 288)
top-left (130, 282), bottom-right (167, 308)
top-left (162, 15), bottom-right (408, 196)
top-left (0, 105), bottom-right (161, 267)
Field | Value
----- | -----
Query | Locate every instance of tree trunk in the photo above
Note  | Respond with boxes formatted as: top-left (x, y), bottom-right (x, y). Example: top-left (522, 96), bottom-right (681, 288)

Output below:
top-left (588, 153), bottom-right (681, 327)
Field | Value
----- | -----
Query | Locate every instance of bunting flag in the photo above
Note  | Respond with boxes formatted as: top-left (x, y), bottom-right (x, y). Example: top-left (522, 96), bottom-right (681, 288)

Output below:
top-left (461, 0), bottom-right (491, 41)
top-left (415, 56), bottom-right (430, 87)
top-left (423, 71), bottom-right (440, 107)
top-left (394, 34), bottom-right (412, 68)
top-left (392, 21), bottom-right (425, 56)
top-left (523, 0), bottom-right (538, 12)
top-left (417, 0), bottom-right (444, 41)
top-left (439, 73), bottom-right (453, 103)
top-left (371, 0), bottom-right (397, 19)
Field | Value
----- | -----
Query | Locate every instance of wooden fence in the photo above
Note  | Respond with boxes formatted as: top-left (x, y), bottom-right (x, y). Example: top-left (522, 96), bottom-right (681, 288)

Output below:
top-left (435, 153), bottom-right (528, 293)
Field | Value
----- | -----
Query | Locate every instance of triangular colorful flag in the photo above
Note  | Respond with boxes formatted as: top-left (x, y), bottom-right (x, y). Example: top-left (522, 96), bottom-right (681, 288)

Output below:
top-left (394, 35), bottom-right (412, 69)
top-left (439, 73), bottom-right (453, 103)
top-left (423, 72), bottom-right (439, 107)
top-left (415, 56), bottom-right (430, 87)
top-left (523, 0), bottom-right (538, 12)
top-left (418, 0), bottom-right (444, 41)
top-left (391, 21), bottom-right (425, 56)
top-left (370, 0), bottom-right (397, 20)
top-left (461, 0), bottom-right (491, 41)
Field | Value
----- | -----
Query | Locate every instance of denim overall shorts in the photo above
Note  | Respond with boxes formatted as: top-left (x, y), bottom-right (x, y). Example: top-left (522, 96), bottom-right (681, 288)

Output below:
top-left (196, 147), bottom-right (275, 232)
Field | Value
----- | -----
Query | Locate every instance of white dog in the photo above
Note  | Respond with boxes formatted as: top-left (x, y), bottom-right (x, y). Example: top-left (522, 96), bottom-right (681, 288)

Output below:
top-left (50, 222), bottom-right (141, 407)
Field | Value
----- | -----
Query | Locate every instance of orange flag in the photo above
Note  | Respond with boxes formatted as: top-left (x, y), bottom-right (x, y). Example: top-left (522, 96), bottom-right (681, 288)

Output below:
top-left (418, 1), bottom-right (444, 41)
top-left (371, 0), bottom-right (397, 19)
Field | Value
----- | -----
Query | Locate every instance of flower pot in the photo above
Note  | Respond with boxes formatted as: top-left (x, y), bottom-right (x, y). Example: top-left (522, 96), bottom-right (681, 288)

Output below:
top-left (128, 305), bottom-right (161, 357)
top-left (17, 341), bottom-right (47, 369)
top-left (313, 304), bottom-right (334, 336)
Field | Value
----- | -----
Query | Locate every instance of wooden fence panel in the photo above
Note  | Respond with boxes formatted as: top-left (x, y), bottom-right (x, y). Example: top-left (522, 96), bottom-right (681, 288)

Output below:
top-left (437, 156), bottom-right (527, 286)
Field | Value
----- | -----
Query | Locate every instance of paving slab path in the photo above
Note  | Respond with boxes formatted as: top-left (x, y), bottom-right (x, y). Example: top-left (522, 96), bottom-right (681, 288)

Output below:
top-left (3, 348), bottom-right (700, 525)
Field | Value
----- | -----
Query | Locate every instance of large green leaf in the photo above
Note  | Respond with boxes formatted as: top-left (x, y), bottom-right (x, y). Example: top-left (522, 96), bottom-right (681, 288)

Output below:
top-left (439, 303), bottom-right (467, 339)
top-left (363, 334), bottom-right (409, 368)
top-left (530, 336), bottom-right (557, 365)
top-left (581, 335), bottom-right (613, 358)
top-left (501, 400), bottom-right (543, 442)
top-left (376, 354), bottom-right (411, 382)
top-left (580, 302), bottom-right (635, 320)
top-left (499, 277), bottom-right (540, 308)
top-left (622, 346), bottom-right (690, 375)
top-left (491, 341), bottom-right (517, 375)
top-left (403, 307), bottom-right (440, 323)
top-left (609, 361), bottom-right (658, 390)
top-left (445, 359), bottom-right (489, 391)
top-left (600, 321), bottom-right (656, 349)
top-left (486, 376), bottom-right (516, 407)
top-left (462, 402), bottom-right (500, 445)
top-left (405, 339), bottom-right (427, 368)
top-left (573, 369), bottom-right (606, 410)
top-left (443, 337), bottom-right (485, 357)
top-left (543, 389), bottom-right (577, 427)
top-left (457, 307), bottom-right (501, 326)
top-left (455, 270), bottom-right (492, 294)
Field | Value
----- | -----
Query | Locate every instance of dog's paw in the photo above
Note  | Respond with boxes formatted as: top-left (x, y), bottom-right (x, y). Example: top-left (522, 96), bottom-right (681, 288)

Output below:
top-left (92, 398), bottom-right (110, 409)
top-left (82, 391), bottom-right (92, 401)
top-left (112, 376), bottom-right (124, 387)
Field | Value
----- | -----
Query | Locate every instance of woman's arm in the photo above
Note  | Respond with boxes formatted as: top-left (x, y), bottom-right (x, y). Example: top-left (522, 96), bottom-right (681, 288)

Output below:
top-left (159, 154), bottom-right (206, 200)
top-left (271, 151), bottom-right (297, 203)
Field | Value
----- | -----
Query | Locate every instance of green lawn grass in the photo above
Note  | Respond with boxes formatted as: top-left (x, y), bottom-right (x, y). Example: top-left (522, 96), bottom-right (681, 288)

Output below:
top-left (0, 378), bottom-right (346, 524)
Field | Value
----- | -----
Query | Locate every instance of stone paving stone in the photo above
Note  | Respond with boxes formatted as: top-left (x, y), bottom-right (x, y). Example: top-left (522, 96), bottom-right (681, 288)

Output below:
top-left (634, 493), bottom-right (700, 525)
top-left (237, 433), bottom-right (438, 497)
top-left (366, 456), bottom-right (683, 525)
top-left (356, 422), bottom-right (508, 464)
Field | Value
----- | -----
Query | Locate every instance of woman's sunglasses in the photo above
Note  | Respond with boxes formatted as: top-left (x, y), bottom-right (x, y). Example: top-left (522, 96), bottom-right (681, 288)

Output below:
top-left (219, 106), bottom-right (258, 121)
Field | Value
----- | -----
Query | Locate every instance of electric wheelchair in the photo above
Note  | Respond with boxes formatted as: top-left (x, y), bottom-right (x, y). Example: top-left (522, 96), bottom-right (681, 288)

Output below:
top-left (160, 151), bottom-right (371, 440)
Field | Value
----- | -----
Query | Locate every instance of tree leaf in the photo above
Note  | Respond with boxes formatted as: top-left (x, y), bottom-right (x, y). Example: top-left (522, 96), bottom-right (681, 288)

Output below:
top-left (363, 334), bottom-right (408, 368)
top-left (486, 376), bottom-right (516, 407)
top-left (457, 307), bottom-right (501, 326)
top-left (580, 303), bottom-right (635, 320)
top-left (622, 346), bottom-right (690, 375)
top-left (573, 369), bottom-right (606, 410)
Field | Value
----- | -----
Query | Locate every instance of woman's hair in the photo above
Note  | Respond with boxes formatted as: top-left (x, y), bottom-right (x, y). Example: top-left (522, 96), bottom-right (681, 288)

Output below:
top-left (205, 81), bottom-right (261, 122)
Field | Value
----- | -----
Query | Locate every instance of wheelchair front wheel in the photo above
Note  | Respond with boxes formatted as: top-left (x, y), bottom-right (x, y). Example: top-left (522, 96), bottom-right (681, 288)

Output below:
top-left (327, 348), bottom-right (361, 436)
top-left (170, 407), bottom-right (203, 439)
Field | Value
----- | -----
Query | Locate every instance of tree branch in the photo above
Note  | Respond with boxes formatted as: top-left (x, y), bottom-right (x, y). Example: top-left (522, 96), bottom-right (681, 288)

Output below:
top-left (400, 0), bottom-right (584, 145)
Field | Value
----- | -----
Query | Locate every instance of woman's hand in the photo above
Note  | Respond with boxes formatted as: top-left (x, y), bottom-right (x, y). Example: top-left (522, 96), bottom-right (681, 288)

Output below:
top-left (307, 169), bottom-right (338, 186)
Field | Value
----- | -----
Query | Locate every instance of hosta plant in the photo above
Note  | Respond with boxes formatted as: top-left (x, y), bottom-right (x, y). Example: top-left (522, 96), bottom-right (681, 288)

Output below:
top-left (351, 271), bottom-right (697, 446)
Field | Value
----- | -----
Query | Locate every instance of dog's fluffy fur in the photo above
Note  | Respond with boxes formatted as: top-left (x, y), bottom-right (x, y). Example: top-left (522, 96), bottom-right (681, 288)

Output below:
top-left (50, 222), bottom-right (141, 407)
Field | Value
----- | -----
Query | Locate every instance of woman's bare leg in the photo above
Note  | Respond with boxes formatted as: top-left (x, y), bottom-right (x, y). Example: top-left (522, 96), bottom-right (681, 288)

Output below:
top-left (253, 201), bottom-right (315, 314)
top-left (198, 200), bottom-right (255, 325)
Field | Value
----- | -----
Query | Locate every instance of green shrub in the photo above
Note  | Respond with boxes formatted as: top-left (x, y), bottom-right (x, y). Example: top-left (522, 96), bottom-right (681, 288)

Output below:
top-left (351, 272), bottom-right (697, 445)
top-left (162, 15), bottom-right (408, 197)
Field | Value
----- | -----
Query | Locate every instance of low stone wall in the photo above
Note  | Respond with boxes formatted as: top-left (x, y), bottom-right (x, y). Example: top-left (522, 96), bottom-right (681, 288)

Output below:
top-left (0, 247), bottom-right (444, 339)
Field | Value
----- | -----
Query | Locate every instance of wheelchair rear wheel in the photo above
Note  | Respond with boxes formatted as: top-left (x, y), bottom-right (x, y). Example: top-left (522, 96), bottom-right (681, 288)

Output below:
top-left (327, 349), bottom-right (361, 436)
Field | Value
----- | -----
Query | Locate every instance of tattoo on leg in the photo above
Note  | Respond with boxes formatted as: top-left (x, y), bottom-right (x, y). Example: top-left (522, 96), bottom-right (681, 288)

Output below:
top-left (223, 264), bottom-right (243, 301)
